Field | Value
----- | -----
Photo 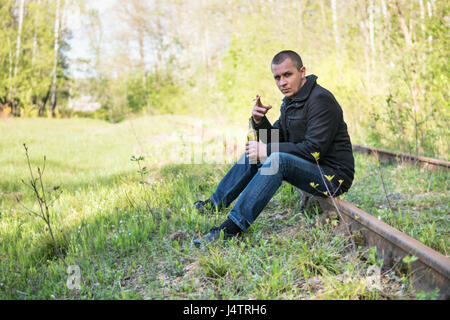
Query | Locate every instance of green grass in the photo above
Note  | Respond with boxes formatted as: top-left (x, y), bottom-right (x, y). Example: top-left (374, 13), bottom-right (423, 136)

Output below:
top-left (0, 116), bottom-right (447, 299)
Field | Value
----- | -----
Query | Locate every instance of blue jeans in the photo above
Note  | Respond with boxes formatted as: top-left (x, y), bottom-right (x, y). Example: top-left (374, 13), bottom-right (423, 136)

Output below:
top-left (210, 152), bottom-right (345, 232)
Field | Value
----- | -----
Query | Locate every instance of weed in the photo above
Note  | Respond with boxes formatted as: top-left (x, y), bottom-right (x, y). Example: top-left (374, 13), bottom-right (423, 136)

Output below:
top-left (309, 151), bottom-right (356, 249)
top-left (415, 288), bottom-right (439, 300)
top-left (17, 144), bottom-right (67, 268)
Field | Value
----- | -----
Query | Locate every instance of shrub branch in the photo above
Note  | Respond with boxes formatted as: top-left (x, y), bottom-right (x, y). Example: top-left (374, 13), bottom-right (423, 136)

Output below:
top-left (19, 143), bottom-right (67, 268)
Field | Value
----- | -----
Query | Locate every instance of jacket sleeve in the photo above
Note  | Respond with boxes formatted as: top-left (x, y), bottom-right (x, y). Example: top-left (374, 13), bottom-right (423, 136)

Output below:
top-left (252, 116), bottom-right (285, 144)
top-left (266, 93), bottom-right (340, 162)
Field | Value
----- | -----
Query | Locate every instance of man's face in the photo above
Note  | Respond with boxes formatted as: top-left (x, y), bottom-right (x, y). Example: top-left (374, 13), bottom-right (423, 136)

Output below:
top-left (271, 58), bottom-right (306, 98)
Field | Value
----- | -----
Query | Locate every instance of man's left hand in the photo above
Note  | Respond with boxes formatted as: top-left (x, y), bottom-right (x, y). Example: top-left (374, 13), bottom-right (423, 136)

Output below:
top-left (245, 141), bottom-right (267, 160)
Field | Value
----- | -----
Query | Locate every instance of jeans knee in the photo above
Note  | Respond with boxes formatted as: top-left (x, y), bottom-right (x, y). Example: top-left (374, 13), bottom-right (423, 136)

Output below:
top-left (267, 152), bottom-right (280, 160)
top-left (261, 152), bottom-right (284, 176)
top-left (267, 152), bottom-right (299, 177)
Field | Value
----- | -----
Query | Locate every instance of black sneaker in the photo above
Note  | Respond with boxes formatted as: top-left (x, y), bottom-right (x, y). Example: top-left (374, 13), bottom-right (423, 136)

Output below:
top-left (193, 199), bottom-right (217, 213)
top-left (193, 226), bottom-right (238, 248)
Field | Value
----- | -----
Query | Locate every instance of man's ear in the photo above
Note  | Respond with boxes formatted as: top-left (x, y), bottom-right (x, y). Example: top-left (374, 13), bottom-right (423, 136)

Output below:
top-left (300, 66), bottom-right (306, 76)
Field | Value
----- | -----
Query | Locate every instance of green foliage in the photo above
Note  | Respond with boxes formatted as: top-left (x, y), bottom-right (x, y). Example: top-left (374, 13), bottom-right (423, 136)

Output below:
top-left (367, 247), bottom-right (383, 268)
top-left (1, 0), bottom-right (448, 158)
top-left (197, 0), bottom-right (449, 158)
top-left (69, 72), bottom-right (189, 122)
top-left (0, 0), bottom-right (70, 116)
top-left (212, 15), bottom-right (292, 122)
top-left (362, 0), bottom-right (450, 158)
top-left (415, 288), bottom-right (440, 300)
top-left (126, 77), bottom-right (147, 114)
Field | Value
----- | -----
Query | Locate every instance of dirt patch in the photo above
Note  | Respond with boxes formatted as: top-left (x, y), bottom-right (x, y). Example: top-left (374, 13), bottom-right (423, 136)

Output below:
top-left (169, 231), bottom-right (188, 245)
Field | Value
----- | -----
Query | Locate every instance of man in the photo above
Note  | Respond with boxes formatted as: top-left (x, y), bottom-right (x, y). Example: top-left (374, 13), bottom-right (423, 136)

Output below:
top-left (193, 50), bottom-right (354, 247)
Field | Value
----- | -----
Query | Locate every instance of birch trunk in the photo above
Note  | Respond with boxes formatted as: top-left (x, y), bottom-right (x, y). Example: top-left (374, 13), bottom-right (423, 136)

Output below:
top-left (319, 0), bottom-right (326, 27)
top-left (138, 28), bottom-right (146, 86)
top-left (360, 20), bottom-right (370, 84)
top-left (203, 27), bottom-right (210, 83)
top-left (395, 1), bottom-right (412, 48)
top-left (426, 1), bottom-right (433, 47)
top-left (12, 0), bottom-right (25, 116)
top-left (13, 0), bottom-right (25, 79)
top-left (331, 0), bottom-right (340, 50)
top-left (50, 0), bottom-right (61, 117)
top-left (7, 36), bottom-right (13, 102)
top-left (32, 0), bottom-right (42, 68)
top-left (395, 0), bottom-right (421, 155)
top-left (368, 0), bottom-right (375, 56)
top-left (419, 0), bottom-right (426, 38)
top-left (294, 0), bottom-right (305, 45)
top-left (379, 0), bottom-right (389, 65)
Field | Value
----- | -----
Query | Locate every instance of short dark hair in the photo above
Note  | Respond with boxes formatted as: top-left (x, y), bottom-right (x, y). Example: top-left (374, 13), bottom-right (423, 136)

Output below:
top-left (271, 50), bottom-right (303, 71)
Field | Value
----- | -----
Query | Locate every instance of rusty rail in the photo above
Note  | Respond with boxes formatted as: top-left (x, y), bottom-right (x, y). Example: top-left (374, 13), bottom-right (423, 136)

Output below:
top-left (344, 145), bottom-right (449, 298)
top-left (301, 194), bottom-right (450, 300)
top-left (352, 144), bottom-right (450, 170)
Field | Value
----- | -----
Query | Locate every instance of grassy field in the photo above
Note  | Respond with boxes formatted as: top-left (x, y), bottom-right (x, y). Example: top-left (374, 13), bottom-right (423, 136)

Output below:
top-left (0, 116), bottom-right (448, 299)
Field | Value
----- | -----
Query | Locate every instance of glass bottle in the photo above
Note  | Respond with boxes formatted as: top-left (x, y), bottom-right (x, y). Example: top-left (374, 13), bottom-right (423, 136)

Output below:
top-left (247, 117), bottom-right (259, 161)
top-left (247, 117), bottom-right (258, 142)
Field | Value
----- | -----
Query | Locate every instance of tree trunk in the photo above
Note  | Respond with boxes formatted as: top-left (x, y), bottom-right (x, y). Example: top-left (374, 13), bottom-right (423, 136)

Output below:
top-left (12, 0), bottom-right (25, 116)
top-left (395, 1), bottom-right (412, 48)
top-left (38, 89), bottom-right (50, 117)
top-left (319, 0), bottom-right (326, 27)
top-left (138, 28), bottom-right (146, 86)
top-left (50, 0), bottom-right (61, 117)
top-left (360, 20), bottom-right (371, 84)
top-left (368, 0), bottom-right (375, 55)
top-left (426, 1), bottom-right (433, 47)
top-left (395, 1), bottom-right (421, 155)
top-left (7, 36), bottom-right (13, 103)
top-left (292, 0), bottom-right (305, 46)
top-left (32, 0), bottom-right (42, 68)
top-left (419, 0), bottom-right (426, 38)
top-left (379, 0), bottom-right (389, 65)
top-left (202, 27), bottom-right (210, 83)
top-left (331, 0), bottom-right (340, 50)
top-left (368, 0), bottom-right (375, 73)
top-left (151, 0), bottom-right (163, 87)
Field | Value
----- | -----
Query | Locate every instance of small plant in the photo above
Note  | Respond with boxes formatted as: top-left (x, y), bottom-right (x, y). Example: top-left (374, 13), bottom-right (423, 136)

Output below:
top-left (415, 288), bottom-right (439, 300)
top-left (17, 143), bottom-right (67, 268)
top-left (373, 151), bottom-right (394, 213)
top-left (367, 111), bottom-right (382, 147)
top-left (129, 155), bottom-right (151, 211)
top-left (130, 155), bottom-right (149, 185)
top-left (402, 254), bottom-right (418, 293)
top-left (309, 152), bottom-right (356, 249)
top-left (367, 246), bottom-right (383, 268)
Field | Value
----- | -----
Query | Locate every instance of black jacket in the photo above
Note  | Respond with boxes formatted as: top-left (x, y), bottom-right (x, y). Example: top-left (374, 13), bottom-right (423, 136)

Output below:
top-left (252, 74), bottom-right (355, 192)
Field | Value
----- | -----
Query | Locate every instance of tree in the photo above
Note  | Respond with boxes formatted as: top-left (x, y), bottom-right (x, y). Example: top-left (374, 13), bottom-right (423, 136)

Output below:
top-left (50, 0), bottom-right (61, 117)
top-left (11, 0), bottom-right (25, 116)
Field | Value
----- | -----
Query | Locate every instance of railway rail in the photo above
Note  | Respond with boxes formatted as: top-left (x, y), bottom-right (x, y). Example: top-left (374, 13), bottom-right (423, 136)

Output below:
top-left (307, 145), bottom-right (450, 299)
top-left (182, 122), bottom-right (449, 298)
top-left (352, 143), bottom-right (450, 171)
top-left (313, 196), bottom-right (450, 299)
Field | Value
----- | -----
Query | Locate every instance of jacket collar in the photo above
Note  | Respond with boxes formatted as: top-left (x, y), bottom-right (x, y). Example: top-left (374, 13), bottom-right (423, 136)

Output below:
top-left (283, 74), bottom-right (318, 105)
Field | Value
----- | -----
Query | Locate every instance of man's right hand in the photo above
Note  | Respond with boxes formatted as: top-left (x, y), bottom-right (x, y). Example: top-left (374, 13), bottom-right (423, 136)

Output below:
top-left (252, 95), bottom-right (272, 124)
